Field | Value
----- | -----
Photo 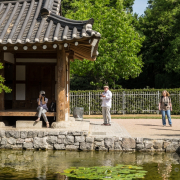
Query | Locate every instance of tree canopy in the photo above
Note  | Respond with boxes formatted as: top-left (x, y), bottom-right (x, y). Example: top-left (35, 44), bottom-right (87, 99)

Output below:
top-left (130, 0), bottom-right (180, 88)
top-left (0, 63), bottom-right (11, 93)
top-left (64, 0), bottom-right (144, 89)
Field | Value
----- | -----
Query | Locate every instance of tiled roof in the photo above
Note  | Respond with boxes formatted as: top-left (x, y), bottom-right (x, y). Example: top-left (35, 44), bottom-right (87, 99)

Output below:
top-left (0, 0), bottom-right (101, 60)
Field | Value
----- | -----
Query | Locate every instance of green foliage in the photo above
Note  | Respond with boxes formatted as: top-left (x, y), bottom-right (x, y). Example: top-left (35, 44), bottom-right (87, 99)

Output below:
top-left (0, 63), bottom-right (11, 93)
top-left (64, 0), bottom-right (144, 89)
top-left (134, 0), bottom-right (180, 87)
top-left (60, 164), bottom-right (147, 179)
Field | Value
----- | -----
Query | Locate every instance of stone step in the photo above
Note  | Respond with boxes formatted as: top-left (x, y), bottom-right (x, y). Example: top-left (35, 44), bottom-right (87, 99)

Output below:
top-left (16, 121), bottom-right (42, 128)
top-left (0, 122), bottom-right (5, 128)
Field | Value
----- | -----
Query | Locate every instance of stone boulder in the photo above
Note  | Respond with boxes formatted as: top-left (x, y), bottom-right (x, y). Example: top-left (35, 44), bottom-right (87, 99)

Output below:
top-left (7, 137), bottom-right (16, 145)
top-left (64, 136), bottom-right (74, 145)
top-left (80, 142), bottom-right (93, 151)
top-left (54, 144), bottom-right (66, 150)
top-left (122, 138), bottom-right (136, 150)
top-left (34, 137), bottom-right (48, 149)
top-left (104, 138), bottom-right (114, 149)
top-left (153, 140), bottom-right (163, 149)
top-left (114, 141), bottom-right (122, 150)
top-left (66, 145), bottom-right (79, 150)
top-left (0, 130), bottom-right (5, 138)
top-left (47, 136), bottom-right (57, 144)
top-left (20, 131), bottom-right (28, 139)
top-left (75, 136), bottom-right (85, 143)
top-left (23, 142), bottom-right (34, 149)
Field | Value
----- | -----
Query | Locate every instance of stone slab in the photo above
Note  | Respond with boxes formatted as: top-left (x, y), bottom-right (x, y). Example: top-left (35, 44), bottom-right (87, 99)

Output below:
top-left (0, 122), bottom-right (5, 128)
top-left (89, 121), bottom-right (131, 138)
top-left (16, 121), bottom-right (42, 129)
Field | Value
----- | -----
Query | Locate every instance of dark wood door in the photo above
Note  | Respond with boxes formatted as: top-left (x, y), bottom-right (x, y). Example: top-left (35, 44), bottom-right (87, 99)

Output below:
top-left (26, 64), bottom-right (55, 109)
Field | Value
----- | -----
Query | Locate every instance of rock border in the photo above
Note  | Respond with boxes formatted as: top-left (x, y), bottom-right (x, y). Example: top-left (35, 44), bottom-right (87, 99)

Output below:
top-left (0, 130), bottom-right (180, 153)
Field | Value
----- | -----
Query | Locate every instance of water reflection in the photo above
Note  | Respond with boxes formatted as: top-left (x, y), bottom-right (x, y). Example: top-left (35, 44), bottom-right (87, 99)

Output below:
top-left (0, 150), bottom-right (180, 180)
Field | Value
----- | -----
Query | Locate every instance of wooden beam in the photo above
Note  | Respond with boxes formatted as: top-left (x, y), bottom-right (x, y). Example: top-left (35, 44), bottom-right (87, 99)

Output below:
top-left (0, 111), bottom-right (55, 116)
top-left (0, 52), bottom-right (4, 111)
top-left (56, 47), bottom-right (66, 121)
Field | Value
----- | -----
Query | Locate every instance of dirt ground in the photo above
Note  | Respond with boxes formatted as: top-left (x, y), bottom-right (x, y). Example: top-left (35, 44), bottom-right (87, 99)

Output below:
top-left (88, 118), bottom-right (180, 139)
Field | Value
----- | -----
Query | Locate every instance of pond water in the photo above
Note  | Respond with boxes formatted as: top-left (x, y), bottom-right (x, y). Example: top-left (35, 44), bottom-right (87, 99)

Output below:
top-left (0, 150), bottom-right (180, 180)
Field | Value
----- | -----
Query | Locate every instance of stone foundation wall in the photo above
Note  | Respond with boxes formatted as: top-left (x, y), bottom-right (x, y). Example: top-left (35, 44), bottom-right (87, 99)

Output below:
top-left (0, 130), bottom-right (180, 153)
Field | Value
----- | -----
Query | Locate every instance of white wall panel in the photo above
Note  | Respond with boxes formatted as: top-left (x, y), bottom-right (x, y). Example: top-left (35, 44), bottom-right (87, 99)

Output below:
top-left (16, 84), bottom-right (25, 100)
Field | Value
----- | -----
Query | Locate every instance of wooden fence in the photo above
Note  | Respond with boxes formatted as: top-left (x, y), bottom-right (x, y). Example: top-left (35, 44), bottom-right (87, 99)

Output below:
top-left (70, 91), bottom-right (180, 115)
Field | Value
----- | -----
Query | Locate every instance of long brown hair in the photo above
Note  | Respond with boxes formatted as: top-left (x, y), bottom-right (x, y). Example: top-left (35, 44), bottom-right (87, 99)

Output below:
top-left (162, 90), bottom-right (170, 97)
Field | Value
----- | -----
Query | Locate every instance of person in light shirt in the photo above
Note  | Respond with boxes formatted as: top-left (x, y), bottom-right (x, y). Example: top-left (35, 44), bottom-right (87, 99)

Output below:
top-left (100, 86), bottom-right (112, 126)
top-left (35, 90), bottom-right (49, 128)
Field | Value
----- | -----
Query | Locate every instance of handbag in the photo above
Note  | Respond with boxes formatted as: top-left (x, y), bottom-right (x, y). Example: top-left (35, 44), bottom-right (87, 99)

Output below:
top-left (49, 102), bottom-right (56, 112)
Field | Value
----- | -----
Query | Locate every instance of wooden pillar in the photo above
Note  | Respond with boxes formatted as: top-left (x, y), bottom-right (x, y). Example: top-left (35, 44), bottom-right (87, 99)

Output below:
top-left (56, 46), bottom-right (66, 122)
top-left (0, 52), bottom-right (4, 111)
top-left (68, 58), bottom-right (70, 116)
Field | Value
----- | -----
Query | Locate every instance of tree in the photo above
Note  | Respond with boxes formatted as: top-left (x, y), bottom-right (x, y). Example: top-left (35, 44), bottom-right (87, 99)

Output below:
top-left (135, 0), bottom-right (180, 88)
top-left (62, 0), bottom-right (135, 16)
top-left (0, 63), bottom-right (11, 93)
top-left (65, 0), bottom-right (144, 89)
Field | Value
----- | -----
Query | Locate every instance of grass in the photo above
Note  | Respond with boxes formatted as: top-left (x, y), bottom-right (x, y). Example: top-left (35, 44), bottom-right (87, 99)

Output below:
top-left (82, 114), bottom-right (180, 119)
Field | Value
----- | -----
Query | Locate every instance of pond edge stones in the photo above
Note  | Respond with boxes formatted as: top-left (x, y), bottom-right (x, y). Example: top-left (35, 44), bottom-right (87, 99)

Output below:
top-left (0, 130), bottom-right (180, 152)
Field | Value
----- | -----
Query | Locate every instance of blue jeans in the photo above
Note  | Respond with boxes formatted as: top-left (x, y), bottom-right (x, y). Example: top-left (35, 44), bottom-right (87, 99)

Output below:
top-left (161, 110), bottom-right (172, 125)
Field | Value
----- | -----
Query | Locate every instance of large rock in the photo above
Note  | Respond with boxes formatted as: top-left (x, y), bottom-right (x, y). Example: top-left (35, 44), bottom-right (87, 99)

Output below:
top-left (5, 131), bottom-right (12, 138)
top-left (114, 141), bottom-right (122, 150)
top-left (58, 135), bottom-right (66, 139)
top-left (0, 138), bottom-right (7, 145)
top-left (47, 136), bottom-right (57, 144)
top-left (80, 142), bottom-right (93, 150)
top-left (72, 131), bottom-right (83, 136)
top-left (166, 143), bottom-right (180, 153)
top-left (66, 145), bottom-right (79, 150)
top-left (136, 144), bottom-right (144, 150)
top-left (23, 142), bottom-right (34, 149)
top-left (86, 137), bottom-right (94, 143)
top-left (153, 140), bottom-right (163, 149)
top-left (16, 138), bottom-right (24, 144)
top-left (54, 144), bottom-right (66, 150)
top-left (104, 138), bottom-right (114, 149)
top-left (0, 130), bottom-right (5, 137)
top-left (144, 141), bottom-right (153, 149)
top-left (27, 131), bottom-right (38, 138)
top-left (122, 138), bottom-right (136, 150)
top-left (7, 137), bottom-right (16, 145)
top-left (34, 137), bottom-right (48, 149)
top-left (0, 122), bottom-right (5, 128)
top-left (57, 138), bottom-right (65, 144)
top-left (64, 136), bottom-right (74, 145)
top-left (48, 131), bottom-right (59, 136)
top-left (163, 141), bottom-right (171, 149)
top-left (94, 137), bottom-right (104, 142)
top-left (59, 131), bottom-right (67, 135)
top-left (136, 138), bottom-right (143, 144)
top-left (1, 144), bottom-right (12, 149)
top-left (25, 138), bottom-right (33, 143)
top-left (12, 144), bottom-right (22, 149)
top-left (20, 131), bottom-right (28, 139)
top-left (75, 136), bottom-right (85, 143)
top-left (37, 131), bottom-right (44, 138)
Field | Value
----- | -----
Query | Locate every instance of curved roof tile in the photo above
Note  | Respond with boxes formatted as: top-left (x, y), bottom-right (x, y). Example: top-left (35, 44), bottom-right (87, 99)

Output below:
top-left (0, 0), bottom-right (101, 45)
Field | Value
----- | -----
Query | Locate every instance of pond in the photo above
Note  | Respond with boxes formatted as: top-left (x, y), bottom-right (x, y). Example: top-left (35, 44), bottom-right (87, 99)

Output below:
top-left (0, 150), bottom-right (180, 180)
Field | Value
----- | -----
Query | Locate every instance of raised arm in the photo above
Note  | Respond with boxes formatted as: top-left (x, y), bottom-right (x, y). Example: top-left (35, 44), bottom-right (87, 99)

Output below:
top-left (37, 94), bottom-right (41, 106)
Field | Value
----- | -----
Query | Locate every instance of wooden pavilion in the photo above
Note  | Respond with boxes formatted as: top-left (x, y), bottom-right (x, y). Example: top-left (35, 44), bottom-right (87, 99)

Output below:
top-left (0, 0), bottom-right (100, 123)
